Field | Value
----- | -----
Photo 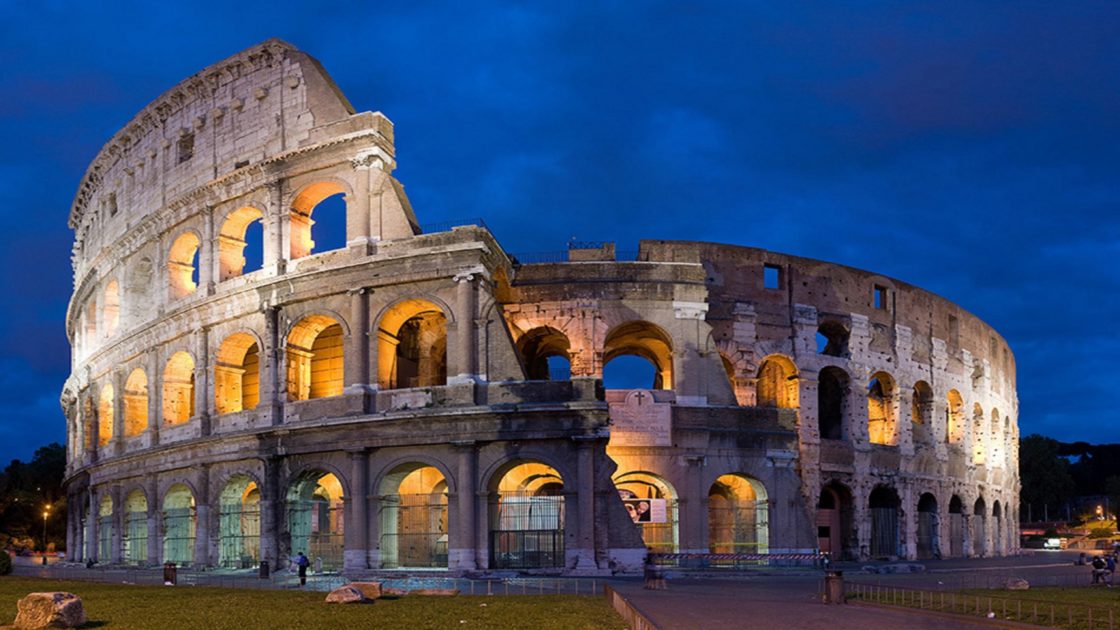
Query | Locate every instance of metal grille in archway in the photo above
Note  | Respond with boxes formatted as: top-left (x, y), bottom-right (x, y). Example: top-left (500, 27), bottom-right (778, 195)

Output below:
top-left (124, 511), bottom-right (147, 564)
top-left (162, 507), bottom-right (196, 565)
top-left (869, 508), bottom-right (898, 557)
top-left (949, 513), bottom-right (964, 557)
top-left (489, 492), bottom-right (564, 569)
top-left (972, 516), bottom-right (987, 556)
top-left (916, 512), bottom-right (938, 559)
top-left (288, 499), bottom-right (344, 571)
top-left (218, 502), bottom-right (261, 568)
top-left (709, 499), bottom-right (768, 555)
top-left (97, 515), bottom-right (113, 561)
top-left (379, 493), bottom-right (448, 569)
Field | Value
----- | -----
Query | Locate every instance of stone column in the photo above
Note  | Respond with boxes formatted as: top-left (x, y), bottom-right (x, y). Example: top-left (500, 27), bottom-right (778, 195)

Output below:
top-left (853, 486), bottom-right (870, 560)
top-left (196, 327), bottom-right (211, 436)
top-left (848, 375), bottom-right (869, 447)
top-left (449, 273), bottom-right (479, 385)
top-left (449, 441), bottom-right (478, 570)
top-left (193, 466), bottom-right (210, 567)
top-left (87, 491), bottom-right (99, 563)
top-left (88, 392), bottom-right (100, 464)
top-left (147, 350), bottom-right (162, 445)
top-left (681, 455), bottom-right (707, 554)
top-left (262, 306), bottom-right (284, 426)
top-left (147, 477), bottom-right (160, 565)
top-left (259, 457), bottom-right (281, 569)
top-left (901, 483), bottom-right (916, 560)
top-left (65, 493), bottom-right (76, 562)
top-left (344, 288), bottom-right (372, 401)
top-left (111, 369), bottom-right (125, 457)
top-left (200, 206), bottom-right (216, 295)
top-left (346, 155), bottom-right (374, 249)
top-left (572, 438), bottom-right (598, 570)
top-left (262, 181), bottom-right (288, 276)
top-left (111, 485), bottom-right (123, 563)
top-left (344, 450), bottom-right (369, 570)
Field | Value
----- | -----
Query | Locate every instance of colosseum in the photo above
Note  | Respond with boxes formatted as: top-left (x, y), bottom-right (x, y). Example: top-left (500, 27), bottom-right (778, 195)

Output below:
top-left (60, 40), bottom-right (1019, 576)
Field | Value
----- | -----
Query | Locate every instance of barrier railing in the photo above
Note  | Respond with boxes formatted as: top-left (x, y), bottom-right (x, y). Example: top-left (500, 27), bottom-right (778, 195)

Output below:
top-left (604, 584), bottom-right (660, 630)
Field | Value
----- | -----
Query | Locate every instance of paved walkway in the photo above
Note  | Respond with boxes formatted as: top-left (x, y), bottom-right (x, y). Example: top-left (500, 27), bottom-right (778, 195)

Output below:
top-left (611, 576), bottom-right (996, 629)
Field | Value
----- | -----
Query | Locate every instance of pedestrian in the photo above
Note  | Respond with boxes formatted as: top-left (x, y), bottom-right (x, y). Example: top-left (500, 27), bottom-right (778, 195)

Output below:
top-left (1106, 554), bottom-right (1116, 587)
top-left (1091, 555), bottom-right (1106, 584)
top-left (296, 551), bottom-right (310, 586)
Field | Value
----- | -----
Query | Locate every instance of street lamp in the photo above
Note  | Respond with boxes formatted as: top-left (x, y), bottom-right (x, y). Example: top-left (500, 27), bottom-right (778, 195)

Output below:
top-left (41, 504), bottom-right (50, 566)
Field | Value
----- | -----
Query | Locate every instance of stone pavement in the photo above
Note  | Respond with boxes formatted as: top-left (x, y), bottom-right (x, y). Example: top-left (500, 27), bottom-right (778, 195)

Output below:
top-left (613, 573), bottom-right (999, 627)
top-left (610, 575), bottom-right (997, 629)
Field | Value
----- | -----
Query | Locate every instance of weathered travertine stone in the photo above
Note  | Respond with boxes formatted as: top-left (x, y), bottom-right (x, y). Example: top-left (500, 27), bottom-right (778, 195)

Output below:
top-left (325, 586), bottom-right (368, 604)
top-left (350, 582), bottom-right (383, 599)
top-left (14, 592), bottom-right (86, 629)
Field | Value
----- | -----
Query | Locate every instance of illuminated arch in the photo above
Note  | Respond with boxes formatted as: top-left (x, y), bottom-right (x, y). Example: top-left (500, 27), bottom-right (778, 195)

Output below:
top-left (167, 231), bottom-right (201, 298)
top-left (614, 470), bottom-right (678, 553)
top-left (123, 368), bottom-right (148, 437)
top-left (867, 371), bottom-right (897, 445)
top-left (708, 474), bottom-right (768, 557)
top-left (376, 299), bottom-right (447, 390)
top-left (162, 351), bottom-right (195, 425)
top-left (603, 321), bottom-right (673, 390)
top-left (123, 489), bottom-right (148, 564)
top-left (287, 315), bottom-right (345, 400)
top-left (218, 474), bottom-right (261, 568)
top-left (215, 332), bottom-right (261, 413)
top-left (946, 390), bottom-right (964, 444)
top-left (490, 461), bottom-right (565, 569)
top-left (162, 483), bottom-right (196, 565)
top-left (285, 471), bottom-right (345, 571)
top-left (378, 463), bottom-right (449, 569)
top-left (97, 383), bottom-right (114, 446)
top-left (756, 354), bottom-right (798, 409)
top-left (218, 206), bottom-right (264, 280)
top-left (517, 326), bottom-right (571, 381)
top-left (911, 380), bottom-right (934, 446)
top-left (98, 494), bottom-right (114, 561)
top-left (289, 180), bottom-right (348, 259)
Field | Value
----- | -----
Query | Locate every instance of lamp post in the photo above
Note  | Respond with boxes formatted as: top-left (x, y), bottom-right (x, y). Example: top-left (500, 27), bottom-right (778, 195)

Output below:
top-left (41, 505), bottom-right (50, 566)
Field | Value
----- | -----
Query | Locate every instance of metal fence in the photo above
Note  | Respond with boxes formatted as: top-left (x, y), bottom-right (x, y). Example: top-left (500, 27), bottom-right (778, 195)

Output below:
top-left (845, 581), bottom-right (1120, 629)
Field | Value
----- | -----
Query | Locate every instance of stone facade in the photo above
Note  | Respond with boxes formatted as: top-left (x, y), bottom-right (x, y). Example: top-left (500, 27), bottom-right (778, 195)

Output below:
top-left (61, 40), bottom-right (1019, 575)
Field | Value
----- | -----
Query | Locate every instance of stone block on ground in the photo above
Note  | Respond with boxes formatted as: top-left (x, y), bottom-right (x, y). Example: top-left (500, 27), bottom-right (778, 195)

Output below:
top-left (1005, 578), bottom-right (1030, 590)
top-left (324, 585), bottom-right (370, 604)
top-left (14, 592), bottom-right (86, 629)
top-left (350, 581), bottom-right (383, 599)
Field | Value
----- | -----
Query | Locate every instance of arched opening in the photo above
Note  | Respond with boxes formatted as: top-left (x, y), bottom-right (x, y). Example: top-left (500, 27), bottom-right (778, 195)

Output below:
top-left (816, 320), bottom-right (849, 357)
top-left (286, 471), bottom-right (344, 572)
top-left (973, 497), bottom-right (988, 556)
top-left (219, 206), bottom-right (265, 281)
top-left (83, 296), bottom-right (97, 349)
top-left (215, 333), bottom-right (260, 414)
top-left (287, 315), bottom-right (344, 400)
top-left (869, 485), bottom-right (901, 558)
top-left (517, 327), bottom-right (571, 381)
top-left (162, 484), bottom-right (196, 566)
top-left (756, 355), bottom-right (799, 409)
top-left (98, 383), bottom-right (114, 447)
top-left (98, 494), bottom-right (113, 562)
top-left (218, 475), bottom-right (261, 568)
top-left (167, 232), bottom-right (201, 299)
top-left (603, 321), bottom-right (673, 390)
top-left (123, 489), bottom-right (147, 565)
top-left (162, 352), bottom-right (195, 425)
top-left (946, 390), bottom-right (964, 444)
top-left (911, 381), bottom-right (934, 446)
top-left (992, 501), bottom-right (1002, 554)
top-left (867, 372), bottom-right (897, 445)
top-left (817, 482), bottom-right (855, 560)
top-left (614, 471), bottom-right (678, 553)
top-left (379, 465), bottom-right (448, 569)
top-left (971, 403), bottom-right (986, 464)
top-left (916, 493), bottom-right (939, 560)
top-left (948, 495), bottom-right (965, 557)
top-left (818, 367), bottom-right (848, 440)
top-left (989, 408), bottom-right (1002, 466)
top-left (290, 181), bottom-right (347, 259)
top-left (377, 300), bottom-right (447, 390)
top-left (103, 280), bottom-right (120, 337)
top-left (123, 369), bottom-right (148, 437)
top-left (489, 462), bottom-right (565, 569)
top-left (708, 474), bottom-right (768, 559)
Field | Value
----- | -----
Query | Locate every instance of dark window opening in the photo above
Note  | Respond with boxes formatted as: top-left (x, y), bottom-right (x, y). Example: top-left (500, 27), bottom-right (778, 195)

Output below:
top-left (178, 133), bottom-right (194, 164)
top-left (818, 368), bottom-right (847, 440)
top-left (873, 285), bottom-right (887, 310)
top-left (816, 321), bottom-right (849, 357)
top-left (948, 315), bottom-right (959, 347)
top-left (764, 264), bottom-right (781, 290)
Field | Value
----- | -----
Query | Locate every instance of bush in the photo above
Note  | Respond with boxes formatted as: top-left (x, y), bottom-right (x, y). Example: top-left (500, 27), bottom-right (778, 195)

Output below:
top-left (0, 551), bottom-right (11, 576)
top-left (1088, 528), bottom-right (1113, 539)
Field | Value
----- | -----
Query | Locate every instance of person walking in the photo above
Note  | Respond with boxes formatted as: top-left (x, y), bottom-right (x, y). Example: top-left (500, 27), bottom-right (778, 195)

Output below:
top-left (1091, 555), bottom-right (1106, 584)
top-left (1106, 554), bottom-right (1116, 587)
top-left (296, 552), bottom-right (310, 587)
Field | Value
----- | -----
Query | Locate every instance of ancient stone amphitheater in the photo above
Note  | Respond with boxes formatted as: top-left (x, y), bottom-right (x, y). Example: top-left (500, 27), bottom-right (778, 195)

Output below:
top-left (61, 40), bottom-right (1019, 575)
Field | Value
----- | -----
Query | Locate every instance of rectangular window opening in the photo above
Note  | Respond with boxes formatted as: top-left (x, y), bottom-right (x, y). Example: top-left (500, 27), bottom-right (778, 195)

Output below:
top-left (178, 133), bottom-right (194, 164)
top-left (873, 285), bottom-right (888, 310)
top-left (764, 264), bottom-right (781, 290)
top-left (948, 315), bottom-right (960, 347)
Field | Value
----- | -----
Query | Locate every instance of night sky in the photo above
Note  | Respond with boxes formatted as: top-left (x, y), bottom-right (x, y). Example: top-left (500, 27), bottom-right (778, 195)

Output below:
top-left (1, 2), bottom-right (1117, 464)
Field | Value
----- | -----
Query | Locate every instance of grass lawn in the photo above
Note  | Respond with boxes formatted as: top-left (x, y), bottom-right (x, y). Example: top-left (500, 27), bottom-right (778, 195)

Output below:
top-left (0, 577), bottom-right (624, 629)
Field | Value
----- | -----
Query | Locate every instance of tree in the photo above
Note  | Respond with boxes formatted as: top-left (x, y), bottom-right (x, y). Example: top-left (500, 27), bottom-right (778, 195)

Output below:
top-left (1019, 434), bottom-right (1076, 521)
top-left (0, 443), bottom-right (67, 551)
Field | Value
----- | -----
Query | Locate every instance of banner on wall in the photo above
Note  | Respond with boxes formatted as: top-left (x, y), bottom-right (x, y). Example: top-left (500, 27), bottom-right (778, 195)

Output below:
top-left (619, 491), bottom-right (668, 524)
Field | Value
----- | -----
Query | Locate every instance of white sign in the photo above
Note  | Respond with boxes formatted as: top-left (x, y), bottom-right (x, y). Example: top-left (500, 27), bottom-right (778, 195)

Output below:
top-left (609, 390), bottom-right (672, 447)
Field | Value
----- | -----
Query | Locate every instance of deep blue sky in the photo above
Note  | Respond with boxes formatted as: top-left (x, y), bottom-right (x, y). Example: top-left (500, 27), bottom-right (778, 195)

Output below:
top-left (1, 2), bottom-right (1117, 464)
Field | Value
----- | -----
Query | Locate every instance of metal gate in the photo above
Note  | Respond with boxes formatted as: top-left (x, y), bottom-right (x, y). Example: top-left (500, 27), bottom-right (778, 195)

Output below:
top-left (489, 493), bottom-right (564, 569)
top-left (98, 515), bottom-right (113, 561)
top-left (218, 502), bottom-right (261, 568)
top-left (972, 516), bottom-right (987, 556)
top-left (709, 499), bottom-right (767, 557)
top-left (916, 511), bottom-right (937, 559)
top-left (869, 507), bottom-right (898, 558)
top-left (288, 499), bottom-right (344, 571)
top-left (162, 507), bottom-right (196, 565)
top-left (124, 511), bottom-right (147, 564)
top-left (379, 493), bottom-right (448, 568)
top-left (949, 513), bottom-right (964, 557)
